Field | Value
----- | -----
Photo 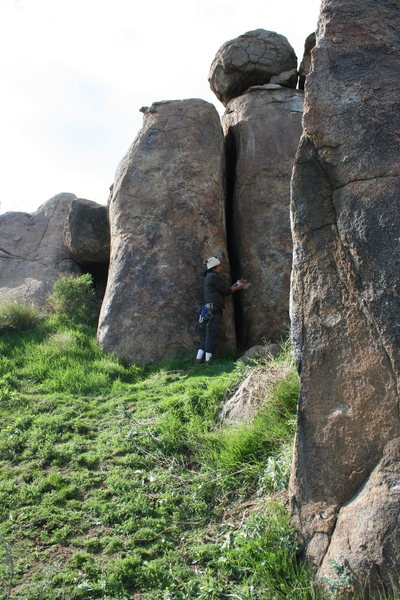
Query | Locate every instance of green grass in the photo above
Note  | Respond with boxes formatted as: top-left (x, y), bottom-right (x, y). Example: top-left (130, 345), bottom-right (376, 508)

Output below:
top-left (0, 301), bottom-right (42, 333)
top-left (0, 318), bottom-right (325, 599)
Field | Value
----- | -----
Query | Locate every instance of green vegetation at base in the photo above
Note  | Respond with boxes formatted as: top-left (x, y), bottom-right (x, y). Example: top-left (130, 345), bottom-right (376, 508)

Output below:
top-left (0, 309), bottom-right (321, 599)
top-left (47, 274), bottom-right (98, 325)
top-left (0, 301), bottom-right (42, 333)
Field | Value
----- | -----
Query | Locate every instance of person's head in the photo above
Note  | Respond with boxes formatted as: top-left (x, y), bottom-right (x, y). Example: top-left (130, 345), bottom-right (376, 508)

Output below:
top-left (205, 256), bottom-right (222, 275)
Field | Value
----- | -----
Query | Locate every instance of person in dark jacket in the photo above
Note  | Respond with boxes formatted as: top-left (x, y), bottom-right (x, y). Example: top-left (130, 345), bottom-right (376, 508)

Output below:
top-left (196, 256), bottom-right (247, 364)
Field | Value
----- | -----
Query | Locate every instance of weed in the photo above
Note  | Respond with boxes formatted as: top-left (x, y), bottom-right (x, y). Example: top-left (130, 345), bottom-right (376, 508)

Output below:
top-left (257, 442), bottom-right (293, 494)
top-left (321, 556), bottom-right (355, 597)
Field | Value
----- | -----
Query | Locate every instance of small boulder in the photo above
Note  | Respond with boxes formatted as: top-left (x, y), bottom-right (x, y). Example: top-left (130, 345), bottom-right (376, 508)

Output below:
top-left (209, 29), bottom-right (297, 106)
top-left (219, 361), bottom-right (293, 425)
top-left (64, 198), bottom-right (110, 264)
top-left (270, 68), bottom-right (299, 88)
top-left (237, 344), bottom-right (280, 363)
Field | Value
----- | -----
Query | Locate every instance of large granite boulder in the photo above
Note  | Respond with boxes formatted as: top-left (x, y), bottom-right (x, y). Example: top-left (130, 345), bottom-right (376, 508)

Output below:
top-left (209, 29), bottom-right (297, 106)
top-left (0, 193), bottom-right (82, 306)
top-left (98, 99), bottom-right (235, 365)
top-left (64, 198), bottom-right (110, 264)
top-left (289, 0), bottom-right (400, 594)
top-left (222, 84), bottom-right (303, 348)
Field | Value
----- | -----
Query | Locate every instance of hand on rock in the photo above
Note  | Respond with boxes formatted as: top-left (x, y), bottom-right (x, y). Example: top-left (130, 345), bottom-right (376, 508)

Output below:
top-left (232, 279), bottom-right (248, 292)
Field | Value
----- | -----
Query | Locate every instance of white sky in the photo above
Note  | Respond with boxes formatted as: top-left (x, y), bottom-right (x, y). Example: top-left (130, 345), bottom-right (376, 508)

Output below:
top-left (0, 0), bottom-right (320, 215)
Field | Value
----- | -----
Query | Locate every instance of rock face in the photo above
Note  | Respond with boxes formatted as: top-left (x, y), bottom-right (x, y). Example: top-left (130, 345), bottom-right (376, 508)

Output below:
top-left (298, 32), bottom-right (316, 90)
top-left (98, 99), bottom-right (235, 365)
top-left (319, 438), bottom-right (400, 598)
top-left (209, 29), bottom-right (297, 106)
top-left (222, 85), bottom-right (303, 348)
top-left (0, 193), bottom-right (82, 306)
top-left (289, 0), bottom-right (400, 595)
top-left (64, 198), bottom-right (110, 264)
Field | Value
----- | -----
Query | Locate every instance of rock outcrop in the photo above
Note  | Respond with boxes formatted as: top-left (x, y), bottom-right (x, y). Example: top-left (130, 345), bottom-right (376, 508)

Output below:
top-left (0, 194), bottom-right (82, 306)
top-left (209, 29), bottom-right (297, 106)
top-left (289, 0), bottom-right (400, 595)
top-left (64, 198), bottom-right (110, 264)
top-left (222, 85), bottom-right (303, 348)
top-left (298, 32), bottom-right (316, 90)
top-left (97, 99), bottom-right (235, 365)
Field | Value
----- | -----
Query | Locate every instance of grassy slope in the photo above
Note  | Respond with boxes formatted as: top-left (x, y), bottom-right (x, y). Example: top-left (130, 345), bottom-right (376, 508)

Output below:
top-left (0, 317), bottom-right (322, 600)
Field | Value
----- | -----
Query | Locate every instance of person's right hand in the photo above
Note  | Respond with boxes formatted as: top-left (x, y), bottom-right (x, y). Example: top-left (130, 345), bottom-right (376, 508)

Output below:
top-left (231, 279), bottom-right (247, 291)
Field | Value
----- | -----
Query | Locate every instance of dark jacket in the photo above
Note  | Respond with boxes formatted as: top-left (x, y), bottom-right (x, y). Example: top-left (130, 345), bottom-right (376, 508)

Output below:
top-left (203, 273), bottom-right (231, 309)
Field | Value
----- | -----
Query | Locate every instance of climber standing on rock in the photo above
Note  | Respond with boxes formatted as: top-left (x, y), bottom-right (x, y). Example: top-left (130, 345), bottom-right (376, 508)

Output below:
top-left (196, 257), bottom-right (247, 365)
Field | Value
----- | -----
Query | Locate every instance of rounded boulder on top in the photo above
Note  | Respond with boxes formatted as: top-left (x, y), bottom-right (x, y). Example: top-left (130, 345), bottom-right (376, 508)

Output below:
top-left (208, 29), bottom-right (298, 106)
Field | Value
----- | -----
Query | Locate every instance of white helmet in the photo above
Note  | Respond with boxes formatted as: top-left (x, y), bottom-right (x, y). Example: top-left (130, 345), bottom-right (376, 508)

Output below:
top-left (206, 256), bottom-right (221, 270)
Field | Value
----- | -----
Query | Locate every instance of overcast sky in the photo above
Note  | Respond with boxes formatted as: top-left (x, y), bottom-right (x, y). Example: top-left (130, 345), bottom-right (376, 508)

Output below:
top-left (0, 0), bottom-right (320, 215)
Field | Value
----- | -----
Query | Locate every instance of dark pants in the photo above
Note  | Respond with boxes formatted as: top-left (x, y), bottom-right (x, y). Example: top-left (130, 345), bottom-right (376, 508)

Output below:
top-left (199, 309), bottom-right (222, 353)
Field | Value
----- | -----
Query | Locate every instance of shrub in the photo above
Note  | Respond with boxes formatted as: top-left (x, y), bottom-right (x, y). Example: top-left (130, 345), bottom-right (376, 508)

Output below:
top-left (47, 274), bottom-right (96, 323)
top-left (0, 300), bottom-right (41, 332)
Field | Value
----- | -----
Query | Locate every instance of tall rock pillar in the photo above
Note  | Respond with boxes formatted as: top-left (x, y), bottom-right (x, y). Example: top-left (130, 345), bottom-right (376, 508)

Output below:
top-left (289, 0), bottom-right (400, 596)
top-left (222, 85), bottom-right (303, 347)
top-left (98, 99), bottom-right (235, 365)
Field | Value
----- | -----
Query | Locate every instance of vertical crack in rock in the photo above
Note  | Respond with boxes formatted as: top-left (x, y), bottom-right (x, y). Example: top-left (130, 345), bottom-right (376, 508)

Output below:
top-left (222, 87), bottom-right (304, 349)
top-left (224, 125), bottom-right (243, 347)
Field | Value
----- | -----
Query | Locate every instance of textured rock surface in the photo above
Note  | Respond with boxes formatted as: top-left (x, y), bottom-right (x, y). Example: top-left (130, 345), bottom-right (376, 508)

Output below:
top-left (219, 361), bottom-right (292, 425)
top-left (222, 85), bottom-right (303, 348)
top-left (289, 0), bottom-right (400, 593)
top-left (209, 29), bottom-right (297, 106)
top-left (64, 198), bottom-right (110, 264)
top-left (0, 193), bottom-right (82, 305)
top-left (319, 438), bottom-right (400, 598)
top-left (298, 32), bottom-right (316, 90)
top-left (98, 99), bottom-right (235, 364)
top-left (269, 68), bottom-right (298, 89)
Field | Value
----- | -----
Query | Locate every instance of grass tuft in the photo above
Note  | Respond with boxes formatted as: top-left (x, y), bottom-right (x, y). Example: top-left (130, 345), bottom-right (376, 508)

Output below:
top-left (0, 300), bottom-right (41, 332)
